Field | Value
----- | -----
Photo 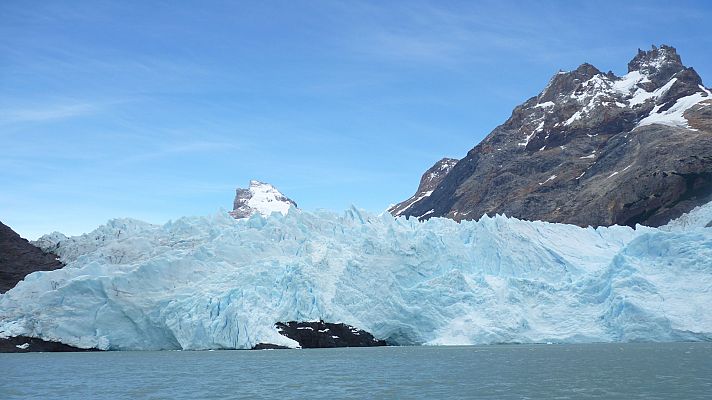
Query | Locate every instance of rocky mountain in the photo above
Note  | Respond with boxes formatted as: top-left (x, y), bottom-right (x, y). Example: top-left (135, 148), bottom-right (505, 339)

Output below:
top-left (0, 221), bottom-right (63, 293)
top-left (229, 180), bottom-right (297, 219)
top-left (388, 158), bottom-right (458, 217)
top-left (392, 45), bottom-right (712, 227)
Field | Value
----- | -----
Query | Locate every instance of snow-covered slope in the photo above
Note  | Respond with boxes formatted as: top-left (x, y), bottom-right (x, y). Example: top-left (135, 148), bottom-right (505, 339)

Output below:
top-left (229, 180), bottom-right (297, 219)
top-left (1, 210), bottom-right (710, 350)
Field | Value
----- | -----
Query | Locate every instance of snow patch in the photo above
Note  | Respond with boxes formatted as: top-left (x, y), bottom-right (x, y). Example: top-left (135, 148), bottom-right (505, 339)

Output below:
top-left (565, 110), bottom-right (583, 126)
top-left (637, 91), bottom-right (710, 129)
top-left (538, 175), bottom-right (557, 185)
top-left (629, 78), bottom-right (677, 107)
top-left (612, 71), bottom-right (649, 94)
top-left (565, 75), bottom-right (618, 126)
top-left (420, 209), bottom-right (436, 218)
top-left (245, 181), bottom-right (294, 217)
top-left (395, 191), bottom-right (433, 215)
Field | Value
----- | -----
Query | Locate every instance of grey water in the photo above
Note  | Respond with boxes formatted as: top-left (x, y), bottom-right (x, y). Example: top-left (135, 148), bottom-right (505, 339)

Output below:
top-left (1, 343), bottom-right (711, 399)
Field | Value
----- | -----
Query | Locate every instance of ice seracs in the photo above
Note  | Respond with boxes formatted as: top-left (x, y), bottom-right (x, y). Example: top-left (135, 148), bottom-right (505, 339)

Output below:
top-left (1, 209), bottom-right (710, 350)
top-left (662, 199), bottom-right (712, 230)
top-left (229, 180), bottom-right (297, 219)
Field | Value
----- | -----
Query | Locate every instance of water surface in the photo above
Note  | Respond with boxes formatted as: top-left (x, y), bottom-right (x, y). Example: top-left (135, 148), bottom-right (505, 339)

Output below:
top-left (2, 342), bottom-right (711, 399)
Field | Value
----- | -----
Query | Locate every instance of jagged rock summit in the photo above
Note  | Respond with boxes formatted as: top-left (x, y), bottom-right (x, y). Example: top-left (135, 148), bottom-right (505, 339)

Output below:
top-left (229, 180), bottom-right (297, 219)
top-left (392, 45), bottom-right (712, 227)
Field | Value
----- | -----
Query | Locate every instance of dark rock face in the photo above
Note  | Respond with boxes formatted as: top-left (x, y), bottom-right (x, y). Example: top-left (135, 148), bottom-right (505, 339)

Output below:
top-left (0, 336), bottom-right (96, 353)
top-left (274, 321), bottom-right (387, 348)
top-left (0, 221), bottom-right (63, 293)
top-left (392, 45), bottom-right (712, 227)
top-left (388, 158), bottom-right (458, 217)
top-left (251, 343), bottom-right (290, 350)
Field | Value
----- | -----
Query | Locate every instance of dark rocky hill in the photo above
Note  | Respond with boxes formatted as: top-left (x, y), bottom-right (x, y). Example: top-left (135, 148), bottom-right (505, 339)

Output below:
top-left (0, 221), bottom-right (63, 293)
top-left (389, 158), bottom-right (458, 217)
top-left (391, 45), bottom-right (712, 227)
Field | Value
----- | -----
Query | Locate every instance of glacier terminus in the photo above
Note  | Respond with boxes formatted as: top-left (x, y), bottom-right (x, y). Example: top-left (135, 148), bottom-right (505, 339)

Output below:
top-left (1, 205), bottom-right (711, 351)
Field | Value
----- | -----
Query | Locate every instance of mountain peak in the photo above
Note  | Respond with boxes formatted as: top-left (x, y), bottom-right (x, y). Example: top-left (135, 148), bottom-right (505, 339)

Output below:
top-left (627, 44), bottom-right (684, 83)
top-left (229, 181), bottom-right (297, 219)
top-left (392, 45), bottom-right (712, 227)
top-left (575, 62), bottom-right (601, 75)
top-left (538, 63), bottom-right (602, 103)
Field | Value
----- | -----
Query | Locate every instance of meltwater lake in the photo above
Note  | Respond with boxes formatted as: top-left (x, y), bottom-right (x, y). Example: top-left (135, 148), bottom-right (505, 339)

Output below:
top-left (2, 342), bottom-right (711, 399)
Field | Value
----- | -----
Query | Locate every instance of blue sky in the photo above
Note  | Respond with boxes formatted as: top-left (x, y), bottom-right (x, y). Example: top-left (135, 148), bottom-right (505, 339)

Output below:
top-left (2, 0), bottom-right (711, 239)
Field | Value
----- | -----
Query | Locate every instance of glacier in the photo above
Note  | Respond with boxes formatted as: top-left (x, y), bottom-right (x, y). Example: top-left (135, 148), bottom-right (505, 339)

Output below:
top-left (1, 207), bottom-right (711, 350)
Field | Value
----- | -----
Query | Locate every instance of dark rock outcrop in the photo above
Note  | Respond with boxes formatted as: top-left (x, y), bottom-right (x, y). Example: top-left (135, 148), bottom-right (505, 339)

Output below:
top-left (274, 321), bottom-right (387, 348)
top-left (389, 158), bottom-right (458, 217)
top-left (392, 45), bottom-right (712, 227)
top-left (251, 343), bottom-right (291, 350)
top-left (0, 221), bottom-right (63, 293)
top-left (0, 336), bottom-right (97, 353)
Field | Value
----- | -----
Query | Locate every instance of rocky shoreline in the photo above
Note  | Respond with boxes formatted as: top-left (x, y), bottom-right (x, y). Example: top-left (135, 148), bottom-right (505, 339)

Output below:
top-left (272, 321), bottom-right (388, 349)
top-left (1, 321), bottom-right (388, 353)
top-left (0, 336), bottom-right (97, 353)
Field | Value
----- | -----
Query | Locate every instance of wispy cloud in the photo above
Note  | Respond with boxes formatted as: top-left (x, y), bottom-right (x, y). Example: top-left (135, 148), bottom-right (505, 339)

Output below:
top-left (330, 1), bottom-right (550, 67)
top-left (117, 139), bottom-right (243, 165)
top-left (0, 102), bottom-right (98, 124)
top-left (329, 0), bottom-right (708, 71)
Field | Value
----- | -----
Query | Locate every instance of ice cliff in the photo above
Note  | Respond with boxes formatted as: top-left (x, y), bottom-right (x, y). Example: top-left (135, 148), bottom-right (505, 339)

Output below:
top-left (1, 208), bottom-right (710, 350)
